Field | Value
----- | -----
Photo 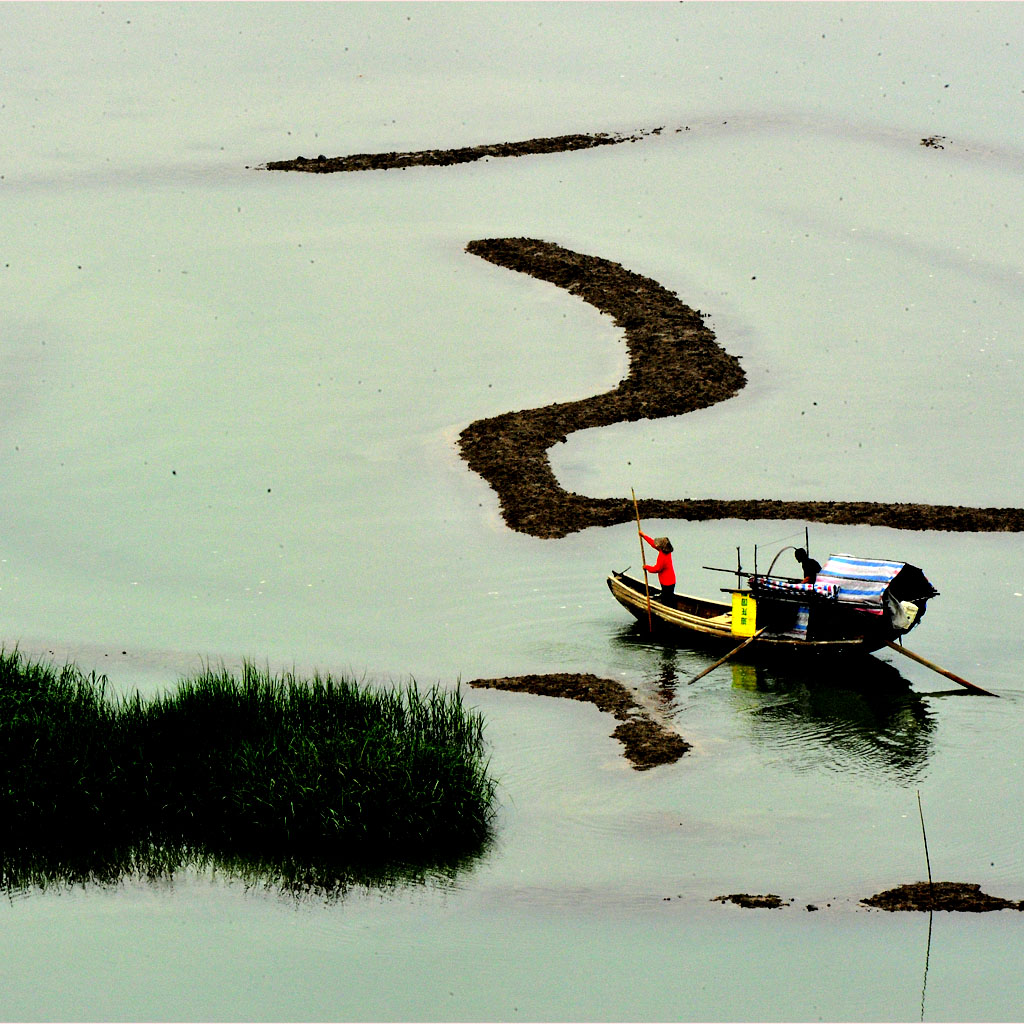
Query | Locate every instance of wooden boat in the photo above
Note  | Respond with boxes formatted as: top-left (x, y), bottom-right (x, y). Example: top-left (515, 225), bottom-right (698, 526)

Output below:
top-left (607, 551), bottom-right (939, 657)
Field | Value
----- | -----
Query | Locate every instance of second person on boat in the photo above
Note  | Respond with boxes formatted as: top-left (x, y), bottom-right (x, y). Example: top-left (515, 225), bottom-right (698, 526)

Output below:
top-left (640, 532), bottom-right (676, 606)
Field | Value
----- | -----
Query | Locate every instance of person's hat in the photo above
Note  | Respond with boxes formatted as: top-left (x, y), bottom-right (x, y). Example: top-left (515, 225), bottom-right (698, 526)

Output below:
top-left (654, 537), bottom-right (673, 553)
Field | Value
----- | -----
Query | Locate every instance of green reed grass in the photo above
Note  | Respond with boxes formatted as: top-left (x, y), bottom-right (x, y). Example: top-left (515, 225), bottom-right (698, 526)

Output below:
top-left (0, 648), bottom-right (496, 895)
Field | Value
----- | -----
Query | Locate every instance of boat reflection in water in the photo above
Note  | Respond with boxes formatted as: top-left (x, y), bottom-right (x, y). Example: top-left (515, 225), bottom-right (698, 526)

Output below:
top-left (725, 657), bottom-right (936, 783)
top-left (612, 626), bottom-right (936, 783)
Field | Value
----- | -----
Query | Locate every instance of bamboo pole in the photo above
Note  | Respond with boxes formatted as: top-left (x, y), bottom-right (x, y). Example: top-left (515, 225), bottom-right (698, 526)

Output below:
top-left (917, 790), bottom-right (933, 888)
top-left (884, 641), bottom-right (998, 697)
top-left (631, 487), bottom-right (652, 632)
top-left (687, 628), bottom-right (766, 685)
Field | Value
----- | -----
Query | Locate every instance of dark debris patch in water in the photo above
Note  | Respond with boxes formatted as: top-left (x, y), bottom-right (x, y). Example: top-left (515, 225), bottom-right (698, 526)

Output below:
top-left (862, 882), bottom-right (1023, 912)
top-left (713, 893), bottom-right (793, 909)
top-left (705, 884), bottom-right (1024, 912)
top-left (466, 672), bottom-right (690, 770)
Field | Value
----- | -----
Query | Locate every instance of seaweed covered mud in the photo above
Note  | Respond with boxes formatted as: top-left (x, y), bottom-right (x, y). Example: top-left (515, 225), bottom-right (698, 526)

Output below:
top-left (261, 129), bottom-right (653, 173)
top-left (467, 672), bottom-right (690, 770)
top-left (711, 884), bottom-right (1024, 912)
top-left (862, 881), bottom-right (1024, 912)
top-left (458, 238), bottom-right (1024, 540)
top-left (260, 125), bottom-right (960, 176)
top-left (0, 648), bottom-right (496, 896)
top-left (258, 132), bottom-right (1024, 539)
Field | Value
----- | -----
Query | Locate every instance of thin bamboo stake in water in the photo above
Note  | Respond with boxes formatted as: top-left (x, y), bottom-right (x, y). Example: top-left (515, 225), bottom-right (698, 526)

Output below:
top-left (631, 487), bottom-right (652, 632)
top-left (917, 789), bottom-right (933, 887)
top-left (920, 907), bottom-right (933, 1023)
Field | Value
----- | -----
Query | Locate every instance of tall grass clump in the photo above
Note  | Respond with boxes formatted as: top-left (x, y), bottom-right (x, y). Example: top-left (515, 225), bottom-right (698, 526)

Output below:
top-left (0, 650), bottom-right (122, 847)
top-left (0, 649), bottom-right (496, 895)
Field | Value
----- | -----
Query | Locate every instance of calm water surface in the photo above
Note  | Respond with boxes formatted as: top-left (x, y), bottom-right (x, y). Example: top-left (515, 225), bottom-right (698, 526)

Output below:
top-left (2, 3), bottom-right (1023, 1020)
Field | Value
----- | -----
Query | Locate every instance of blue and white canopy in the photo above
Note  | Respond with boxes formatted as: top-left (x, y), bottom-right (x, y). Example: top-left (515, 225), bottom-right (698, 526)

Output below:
top-left (816, 554), bottom-right (911, 608)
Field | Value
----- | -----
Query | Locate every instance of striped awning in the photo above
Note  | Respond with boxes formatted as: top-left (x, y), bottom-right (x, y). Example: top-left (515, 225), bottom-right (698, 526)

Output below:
top-left (816, 554), bottom-right (906, 608)
top-left (754, 577), bottom-right (839, 600)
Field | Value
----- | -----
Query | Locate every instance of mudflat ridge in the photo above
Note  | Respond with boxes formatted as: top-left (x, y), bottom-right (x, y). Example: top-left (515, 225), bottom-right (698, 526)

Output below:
top-left (458, 237), bottom-right (1024, 539)
top-left (259, 128), bottom-right (1023, 538)
top-left (467, 672), bottom-right (690, 771)
top-left (262, 130), bottom-right (649, 173)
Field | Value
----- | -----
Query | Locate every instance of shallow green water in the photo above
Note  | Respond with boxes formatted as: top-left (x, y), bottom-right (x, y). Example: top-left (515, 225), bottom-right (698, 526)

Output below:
top-left (2, 3), bottom-right (1023, 1020)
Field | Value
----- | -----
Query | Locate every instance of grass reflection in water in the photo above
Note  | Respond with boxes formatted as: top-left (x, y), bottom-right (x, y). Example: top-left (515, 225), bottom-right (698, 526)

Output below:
top-left (0, 648), bottom-right (495, 899)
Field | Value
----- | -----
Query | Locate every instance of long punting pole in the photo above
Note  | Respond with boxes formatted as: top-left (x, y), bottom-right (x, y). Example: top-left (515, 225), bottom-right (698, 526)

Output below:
top-left (884, 642), bottom-right (998, 697)
top-left (687, 628), bottom-right (766, 685)
top-left (631, 488), bottom-right (652, 632)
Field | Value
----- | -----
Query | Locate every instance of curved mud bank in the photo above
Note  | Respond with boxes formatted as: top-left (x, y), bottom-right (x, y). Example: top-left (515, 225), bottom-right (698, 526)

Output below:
top-left (258, 133), bottom-right (1022, 539)
top-left (466, 672), bottom-right (690, 771)
top-left (459, 238), bottom-right (1024, 539)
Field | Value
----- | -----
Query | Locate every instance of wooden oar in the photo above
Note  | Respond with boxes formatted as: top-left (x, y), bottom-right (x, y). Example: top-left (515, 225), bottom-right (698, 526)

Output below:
top-left (884, 641), bottom-right (998, 697)
top-left (631, 487), bottom-right (652, 632)
top-left (687, 628), bottom-right (766, 685)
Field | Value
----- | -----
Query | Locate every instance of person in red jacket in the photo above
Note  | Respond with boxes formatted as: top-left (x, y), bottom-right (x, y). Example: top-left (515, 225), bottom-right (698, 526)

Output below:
top-left (640, 532), bottom-right (676, 605)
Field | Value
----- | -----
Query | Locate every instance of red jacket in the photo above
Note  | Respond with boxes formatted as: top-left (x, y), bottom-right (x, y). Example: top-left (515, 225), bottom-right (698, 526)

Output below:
top-left (641, 533), bottom-right (676, 586)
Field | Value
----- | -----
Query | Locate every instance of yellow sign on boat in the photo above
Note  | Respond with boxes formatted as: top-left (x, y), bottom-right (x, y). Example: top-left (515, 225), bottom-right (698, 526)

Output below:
top-left (731, 591), bottom-right (757, 636)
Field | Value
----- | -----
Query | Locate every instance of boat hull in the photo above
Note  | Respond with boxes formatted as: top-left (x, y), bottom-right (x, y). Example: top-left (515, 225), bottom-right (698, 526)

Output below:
top-left (607, 572), bottom-right (895, 657)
